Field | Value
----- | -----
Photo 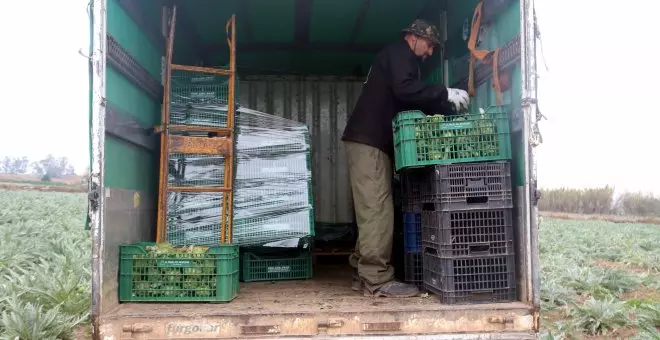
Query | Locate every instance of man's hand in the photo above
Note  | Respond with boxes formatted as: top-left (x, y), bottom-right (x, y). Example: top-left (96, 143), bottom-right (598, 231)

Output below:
top-left (446, 88), bottom-right (470, 112)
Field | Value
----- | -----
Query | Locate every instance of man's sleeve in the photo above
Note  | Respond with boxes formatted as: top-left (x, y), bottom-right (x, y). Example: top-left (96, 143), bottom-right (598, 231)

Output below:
top-left (387, 50), bottom-right (449, 106)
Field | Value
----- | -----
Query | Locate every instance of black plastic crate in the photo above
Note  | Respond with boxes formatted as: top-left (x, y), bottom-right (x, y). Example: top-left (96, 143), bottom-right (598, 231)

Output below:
top-left (422, 247), bottom-right (516, 304)
top-left (400, 170), bottom-right (422, 198)
top-left (434, 161), bottom-right (513, 211)
top-left (400, 170), bottom-right (423, 212)
top-left (406, 161), bottom-right (513, 211)
top-left (402, 200), bottom-right (423, 213)
top-left (404, 252), bottom-right (423, 289)
top-left (401, 200), bottom-right (423, 214)
top-left (421, 208), bottom-right (514, 257)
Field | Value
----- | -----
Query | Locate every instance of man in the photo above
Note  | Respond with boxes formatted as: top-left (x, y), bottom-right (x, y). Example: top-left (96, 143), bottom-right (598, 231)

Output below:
top-left (341, 19), bottom-right (470, 298)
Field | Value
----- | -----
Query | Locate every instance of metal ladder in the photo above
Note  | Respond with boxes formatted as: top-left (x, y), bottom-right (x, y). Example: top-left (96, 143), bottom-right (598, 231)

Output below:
top-left (155, 6), bottom-right (237, 245)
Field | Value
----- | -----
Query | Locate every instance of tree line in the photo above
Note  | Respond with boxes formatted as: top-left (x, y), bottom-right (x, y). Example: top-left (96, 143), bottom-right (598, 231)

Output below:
top-left (0, 155), bottom-right (77, 181)
top-left (540, 186), bottom-right (660, 217)
top-left (5, 155), bottom-right (658, 216)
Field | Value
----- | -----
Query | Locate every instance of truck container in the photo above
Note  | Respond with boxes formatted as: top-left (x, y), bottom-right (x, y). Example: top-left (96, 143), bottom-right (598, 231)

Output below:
top-left (87, 0), bottom-right (543, 338)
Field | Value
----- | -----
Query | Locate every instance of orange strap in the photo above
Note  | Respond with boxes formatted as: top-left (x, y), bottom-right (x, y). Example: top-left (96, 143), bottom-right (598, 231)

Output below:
top-left (467, 1), bottom-right (503, 105)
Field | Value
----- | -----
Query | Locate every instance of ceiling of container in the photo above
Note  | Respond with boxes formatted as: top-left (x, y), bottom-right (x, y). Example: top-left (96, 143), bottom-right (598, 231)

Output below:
top-left (163, 0), bottom-right (480, 75)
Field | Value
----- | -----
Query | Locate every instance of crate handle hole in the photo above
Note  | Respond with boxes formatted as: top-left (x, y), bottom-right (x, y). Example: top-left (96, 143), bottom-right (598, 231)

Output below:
top-left (466, 196), bottom-right (488, 205)
top-left (422, 203), bottom-right (435, 211)
top-left (466, 178), bottom-right (486, 188)
top-left (468, 243), bottom-right (490, 254)
top-left (468, 290), bottom-right (494, 300)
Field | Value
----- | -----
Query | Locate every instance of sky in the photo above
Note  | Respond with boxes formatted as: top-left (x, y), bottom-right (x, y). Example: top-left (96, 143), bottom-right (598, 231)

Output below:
top-left (0, 0), bottom-right (90, 174)
top-left (0, 0), bottom-right (657, 194)
top-left (533, 0), bottom-right (659, 194)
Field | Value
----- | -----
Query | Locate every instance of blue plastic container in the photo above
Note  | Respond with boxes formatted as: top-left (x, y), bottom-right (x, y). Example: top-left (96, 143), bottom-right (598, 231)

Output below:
top-left (403, 212), bottom-right (422, 253)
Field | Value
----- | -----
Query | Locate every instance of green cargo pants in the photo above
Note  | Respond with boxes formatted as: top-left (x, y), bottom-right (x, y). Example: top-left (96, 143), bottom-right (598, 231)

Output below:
top-left (344, 141), bottom-right (395, 288)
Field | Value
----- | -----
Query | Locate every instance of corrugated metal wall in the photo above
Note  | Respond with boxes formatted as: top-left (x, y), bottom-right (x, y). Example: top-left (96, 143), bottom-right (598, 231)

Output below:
top-left (238, 75), bottom-right (364, 224)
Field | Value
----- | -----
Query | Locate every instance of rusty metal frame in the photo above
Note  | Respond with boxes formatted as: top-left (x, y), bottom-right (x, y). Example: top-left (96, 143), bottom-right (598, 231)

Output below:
top-left (155, 6), bottom-right (237, 245)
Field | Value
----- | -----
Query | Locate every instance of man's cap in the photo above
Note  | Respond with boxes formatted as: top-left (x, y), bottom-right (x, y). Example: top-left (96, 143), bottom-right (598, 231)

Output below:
top-left (402, 19), bottom-right (441, 45)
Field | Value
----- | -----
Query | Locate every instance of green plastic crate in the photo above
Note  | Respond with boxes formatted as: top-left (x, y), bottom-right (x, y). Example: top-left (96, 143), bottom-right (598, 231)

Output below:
top-left (119, 242), bottom-right (239, 302)
top-left (240, 250), bottom-right (313, 282)
top-left (169, 68), bottom-right (240, 112)
top-left (393, 106), bottom-right (512, 171)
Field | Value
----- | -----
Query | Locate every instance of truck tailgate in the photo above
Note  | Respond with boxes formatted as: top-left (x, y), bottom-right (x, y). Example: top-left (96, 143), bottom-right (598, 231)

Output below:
top-left (99, 265), bottom-right (535, 339)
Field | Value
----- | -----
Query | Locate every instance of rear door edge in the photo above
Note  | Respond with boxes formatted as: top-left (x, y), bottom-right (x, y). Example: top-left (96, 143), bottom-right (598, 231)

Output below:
top-left (89, 1), bottom-right (108, 340)
top-left (519, 0), bottom-right (542, 323)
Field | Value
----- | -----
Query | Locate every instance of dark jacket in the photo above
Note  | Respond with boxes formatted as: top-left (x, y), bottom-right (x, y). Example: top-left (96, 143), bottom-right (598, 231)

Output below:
top-left (341, 40), bottom-right (451, 158)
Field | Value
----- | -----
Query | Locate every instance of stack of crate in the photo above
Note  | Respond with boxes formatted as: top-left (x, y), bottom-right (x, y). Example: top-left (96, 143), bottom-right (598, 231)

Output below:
top-left (118, 14), bottom-right (242, 304)
top-left (394, 106), bottom-right (516, 304)
top-left (231, 107), bottom-right (315, 283)
top-left (166, 79), bottom-right (316, 282)
top-left (165, 70), bottom-right (237, 247)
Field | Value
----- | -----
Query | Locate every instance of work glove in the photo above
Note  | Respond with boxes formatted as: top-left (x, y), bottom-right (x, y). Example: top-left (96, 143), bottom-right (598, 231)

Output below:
top-left (446, 88), bottom-right (470, 112)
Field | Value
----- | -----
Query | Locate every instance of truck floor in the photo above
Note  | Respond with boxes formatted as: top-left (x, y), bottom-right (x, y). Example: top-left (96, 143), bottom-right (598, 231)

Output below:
top-left (107, 264), bottom-right (530, 316)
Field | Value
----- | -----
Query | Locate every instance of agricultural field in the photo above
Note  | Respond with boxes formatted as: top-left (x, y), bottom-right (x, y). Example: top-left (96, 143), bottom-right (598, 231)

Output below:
top-left (0, 190), bottom-right (90, 340)
top-left (539, 218), bottom-right (660, 339)
top-left (0, 189), bottom-right (658, 339)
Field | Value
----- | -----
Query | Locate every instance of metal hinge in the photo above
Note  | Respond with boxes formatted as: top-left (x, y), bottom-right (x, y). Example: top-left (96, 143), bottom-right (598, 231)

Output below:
top-left (88, 181), bottom-right (101, 212)
top-left (318, 319), bottom-right (345, 329)
top-left (241, 325), bottom-right (281, 335)
top-left (532, 179), bottom-right (541, 206)
top-left (362, 321), bottom-right (401, 332)
top-left (489, 316), bottom-right (515, 330)
top-left (122, 323), bottom-right (153, 333)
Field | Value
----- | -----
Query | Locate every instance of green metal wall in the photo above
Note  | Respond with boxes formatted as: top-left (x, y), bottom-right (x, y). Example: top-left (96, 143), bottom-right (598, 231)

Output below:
top-left (468, 2), bottom-right (521, 112)
top-left (467, 3), bottom-right (524, 187)
top-left (105, 138), bottom-right (158, 192)
top-left (423, 1), bottom-right (524, 187)
top-left (105, 0), bottom-right (162, 192)
top-left (185, 0), bottom-right (427, 46)
top-left (194, 0), bottom-right (427, 75)
top-left (108, 0), bottom-right (162, 79)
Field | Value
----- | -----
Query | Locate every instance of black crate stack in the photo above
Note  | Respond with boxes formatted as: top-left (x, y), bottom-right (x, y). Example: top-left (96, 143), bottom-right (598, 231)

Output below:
top-left (400, 161), bottom-right (517, 304)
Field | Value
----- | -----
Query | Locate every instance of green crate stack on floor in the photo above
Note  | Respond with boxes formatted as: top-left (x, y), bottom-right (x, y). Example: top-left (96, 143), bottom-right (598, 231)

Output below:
top-left (118, 69), bottom-right (242, 303)
top-left (118, 242), bottom-right (239, 303)
top-left (393, 105), bottom-right (517, 304)
top-left (231, 107), bottom-right (315, 282)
